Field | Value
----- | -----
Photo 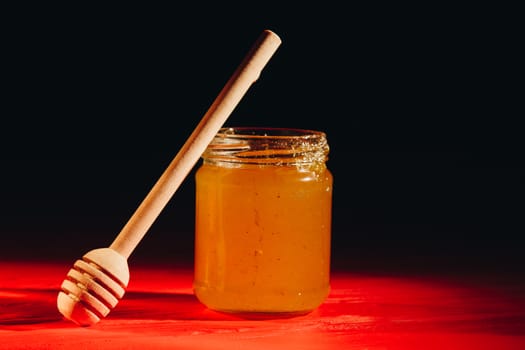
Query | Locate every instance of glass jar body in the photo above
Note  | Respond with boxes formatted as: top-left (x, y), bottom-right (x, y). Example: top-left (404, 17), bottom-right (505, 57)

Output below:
top-left (193, 127), bottom-right (333, 316)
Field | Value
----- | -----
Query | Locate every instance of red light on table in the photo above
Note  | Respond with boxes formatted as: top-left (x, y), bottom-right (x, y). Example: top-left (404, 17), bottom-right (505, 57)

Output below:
top-left (2, 261), bottom-right (525, 349)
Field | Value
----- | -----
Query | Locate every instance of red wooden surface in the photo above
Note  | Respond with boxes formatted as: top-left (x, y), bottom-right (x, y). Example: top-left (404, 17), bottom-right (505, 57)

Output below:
top-left (1, 261), bottom-right (524, 349)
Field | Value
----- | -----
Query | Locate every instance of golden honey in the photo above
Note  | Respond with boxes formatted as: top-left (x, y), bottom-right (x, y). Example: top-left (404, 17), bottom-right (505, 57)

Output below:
top-left (193, 127), bottom-right (333, 315)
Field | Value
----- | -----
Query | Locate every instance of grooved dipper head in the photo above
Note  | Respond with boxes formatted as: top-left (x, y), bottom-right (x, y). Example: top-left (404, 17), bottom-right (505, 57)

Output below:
top-left (57, 248), bottom-right (130, 326)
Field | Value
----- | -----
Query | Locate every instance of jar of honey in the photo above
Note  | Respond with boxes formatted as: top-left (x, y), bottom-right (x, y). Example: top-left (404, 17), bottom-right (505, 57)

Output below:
top-left (193, 127), bottom-right (333, 316)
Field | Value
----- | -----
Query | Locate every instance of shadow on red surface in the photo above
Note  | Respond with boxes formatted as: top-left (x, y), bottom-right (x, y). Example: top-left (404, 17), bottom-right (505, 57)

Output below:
top-left (1, 261), bottom-right (525, 349)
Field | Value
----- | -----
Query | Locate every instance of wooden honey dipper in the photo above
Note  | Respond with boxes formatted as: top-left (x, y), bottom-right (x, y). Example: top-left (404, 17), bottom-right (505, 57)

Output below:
top-left (57, 29), bottom-right (281, 326)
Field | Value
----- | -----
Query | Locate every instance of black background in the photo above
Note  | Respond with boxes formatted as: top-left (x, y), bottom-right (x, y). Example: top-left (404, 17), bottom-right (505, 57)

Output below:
top-left (1, 4), bottom-right (523, 274)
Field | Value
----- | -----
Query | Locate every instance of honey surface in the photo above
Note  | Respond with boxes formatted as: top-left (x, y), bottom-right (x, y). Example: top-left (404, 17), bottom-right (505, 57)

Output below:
top-left (194, 163), bottom-right (333, 313)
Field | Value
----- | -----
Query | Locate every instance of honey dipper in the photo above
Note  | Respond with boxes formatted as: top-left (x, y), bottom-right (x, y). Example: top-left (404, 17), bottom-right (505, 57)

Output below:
top-left (57, 29), bottom-right (281, 326)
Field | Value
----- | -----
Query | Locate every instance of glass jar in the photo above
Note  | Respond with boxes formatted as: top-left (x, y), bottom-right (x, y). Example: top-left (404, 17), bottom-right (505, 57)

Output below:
top-left (193, 127), bottom-right (333, 316)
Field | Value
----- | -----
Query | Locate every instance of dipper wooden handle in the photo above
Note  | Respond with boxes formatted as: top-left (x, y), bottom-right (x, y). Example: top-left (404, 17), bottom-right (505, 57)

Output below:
top-left (110, 29), bottom-right (281, 258)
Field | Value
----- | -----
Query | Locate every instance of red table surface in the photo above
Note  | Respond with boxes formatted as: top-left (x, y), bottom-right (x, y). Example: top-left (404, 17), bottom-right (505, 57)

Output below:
top-left (1, 260), bottom-right (524, 350)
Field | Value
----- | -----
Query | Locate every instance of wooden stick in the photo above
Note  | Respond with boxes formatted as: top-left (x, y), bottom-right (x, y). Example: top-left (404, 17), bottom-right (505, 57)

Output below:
top-left (109, 30), bottom-right (282, 258)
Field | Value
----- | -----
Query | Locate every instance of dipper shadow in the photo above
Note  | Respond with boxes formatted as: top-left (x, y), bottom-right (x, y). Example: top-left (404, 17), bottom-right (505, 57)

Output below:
top-left (0, 288), bottom-right (64, 327)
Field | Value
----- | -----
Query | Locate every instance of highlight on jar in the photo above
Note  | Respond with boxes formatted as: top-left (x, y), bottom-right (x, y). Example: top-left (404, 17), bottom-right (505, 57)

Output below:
top-left (193, 127), bottom-right (333, 317)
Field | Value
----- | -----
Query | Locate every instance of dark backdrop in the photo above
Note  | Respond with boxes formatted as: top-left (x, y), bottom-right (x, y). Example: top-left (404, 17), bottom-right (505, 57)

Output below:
top-left (1, 4), bottom-right (522, 274)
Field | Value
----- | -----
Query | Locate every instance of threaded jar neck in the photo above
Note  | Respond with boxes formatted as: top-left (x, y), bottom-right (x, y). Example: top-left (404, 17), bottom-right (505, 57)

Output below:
top-left (202, 127), bottom-right (330, 167)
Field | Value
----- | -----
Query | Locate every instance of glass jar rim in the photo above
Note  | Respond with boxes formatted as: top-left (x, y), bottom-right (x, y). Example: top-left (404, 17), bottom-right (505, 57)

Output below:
top-left (203, 127), bottom-right (329, 167)
top-left (216, 127), bottom-right (327, 140)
